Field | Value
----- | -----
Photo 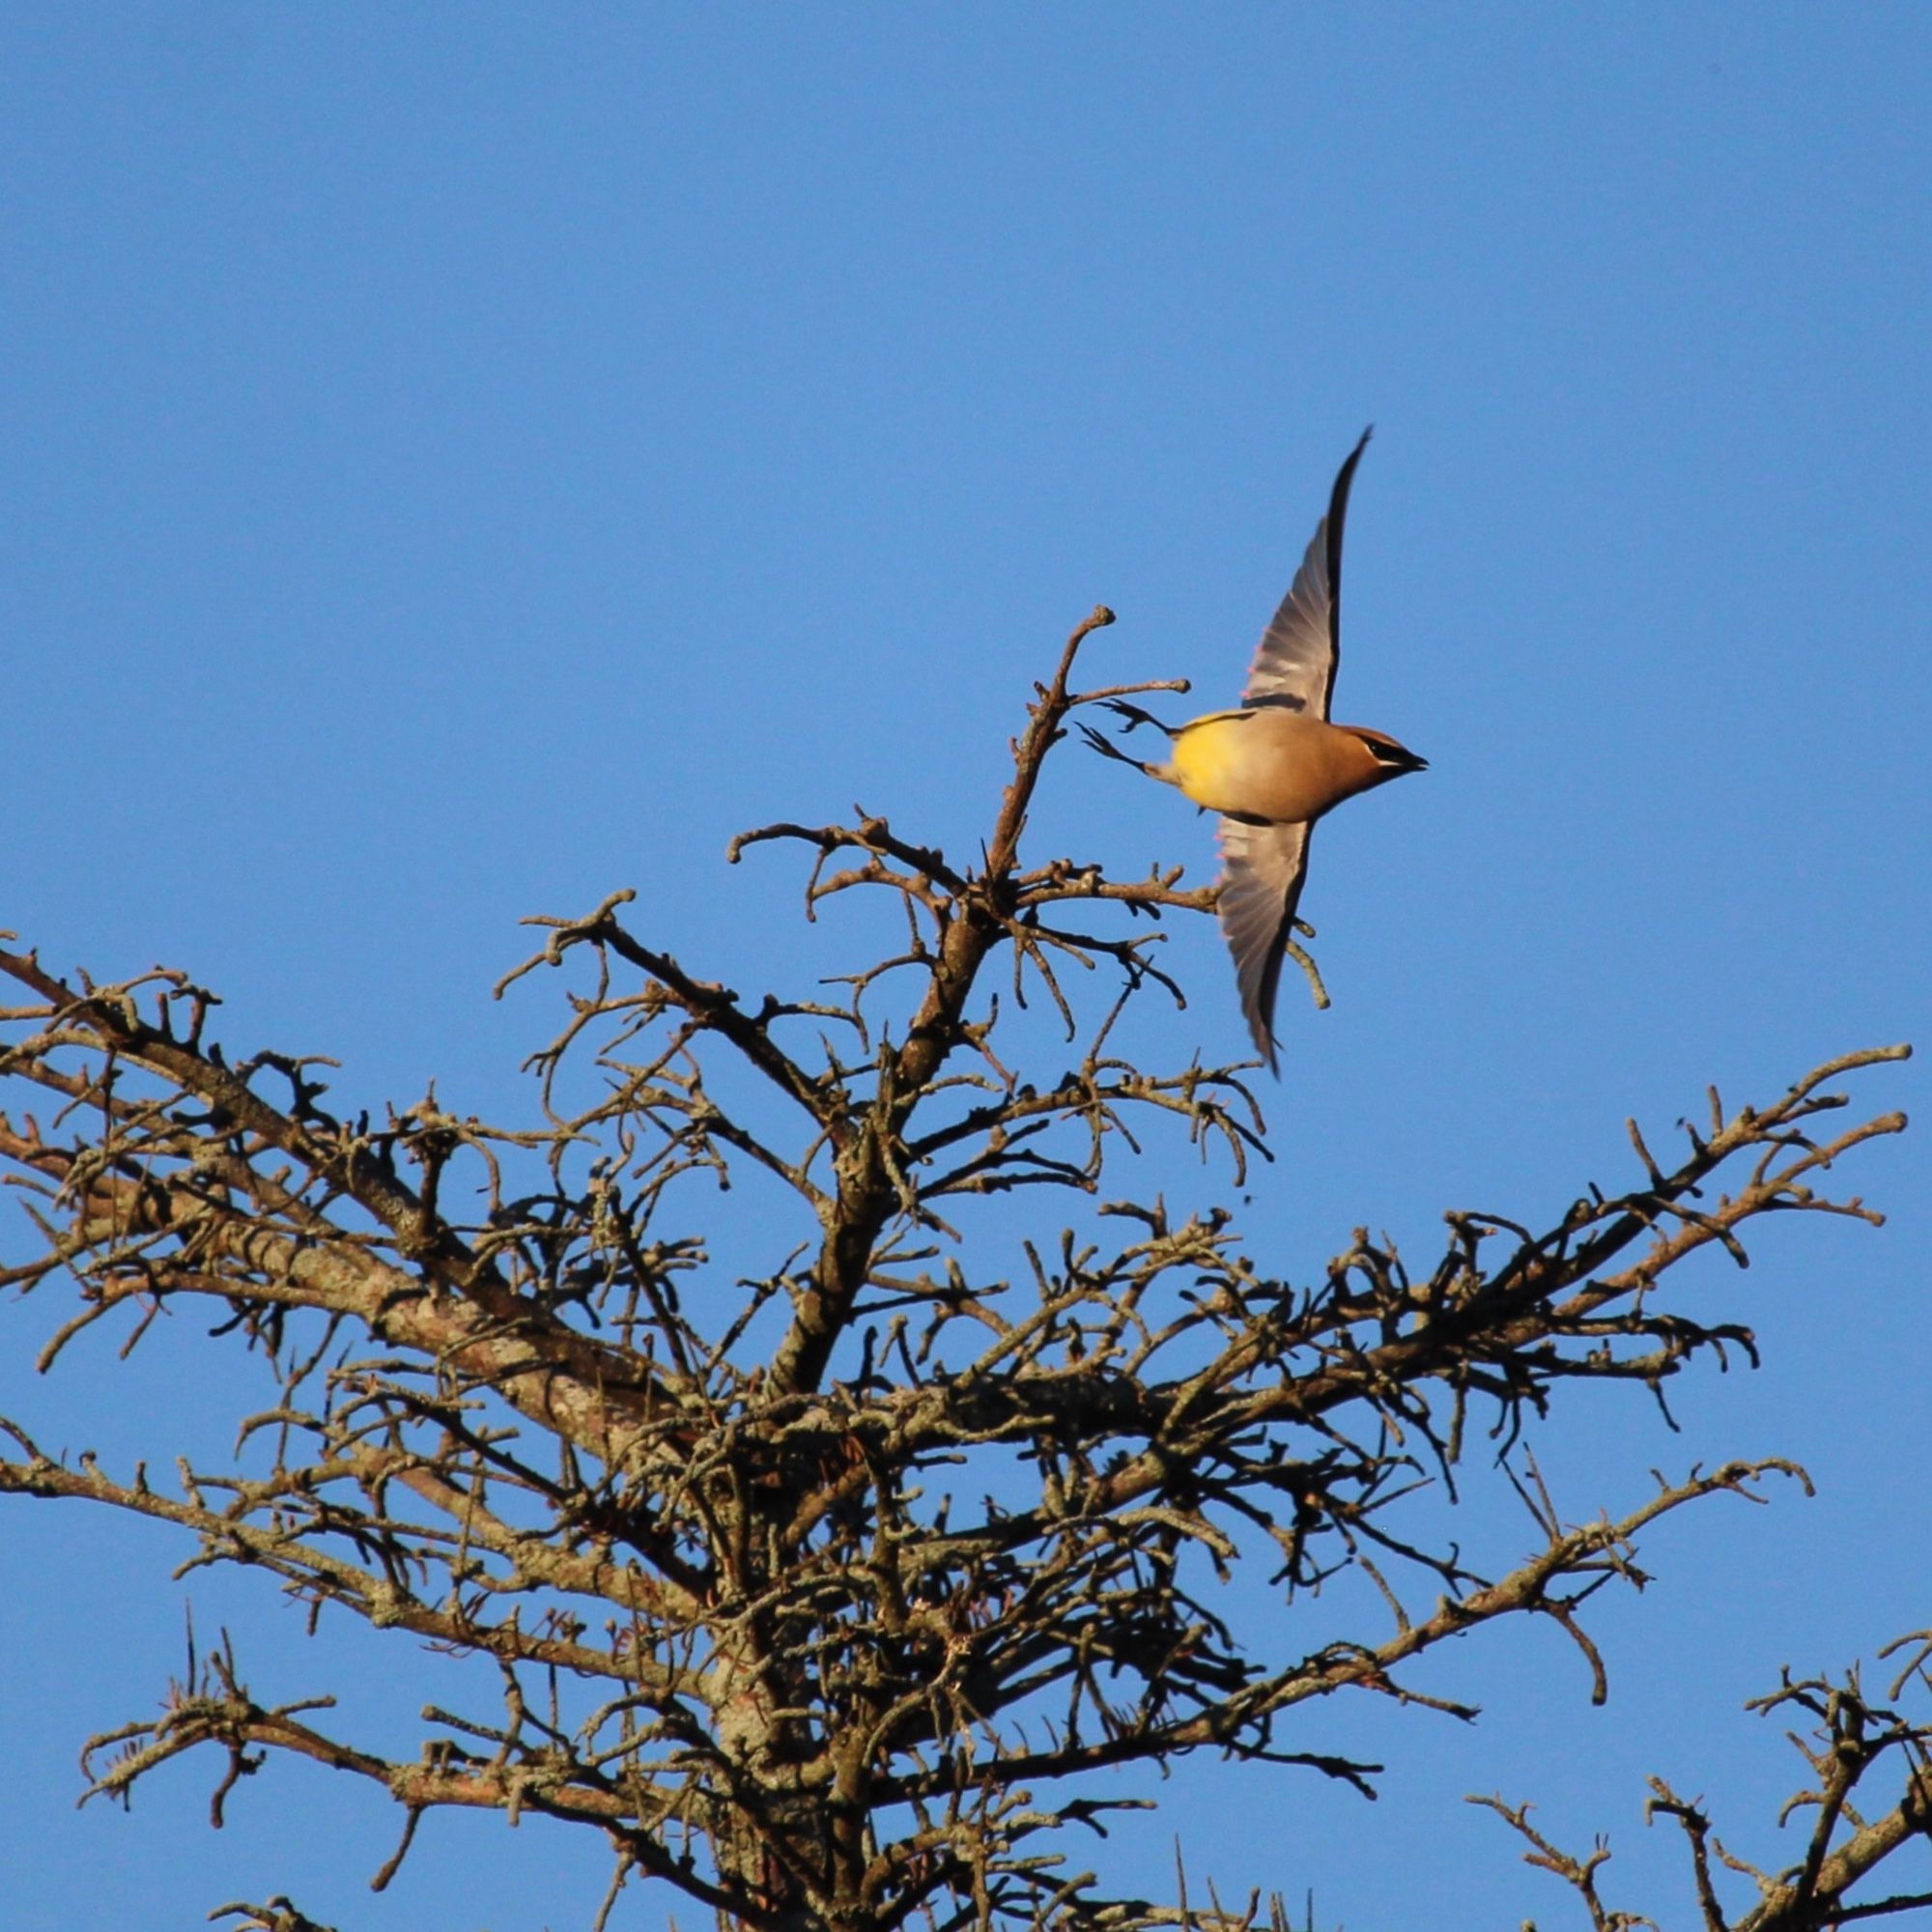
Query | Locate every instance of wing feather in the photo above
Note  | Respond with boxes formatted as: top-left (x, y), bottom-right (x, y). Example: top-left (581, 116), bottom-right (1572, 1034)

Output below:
top-left (1242, 426), bottom-right (1373, 721)
top-left (1216, 817), bottom-right (1314, 1072)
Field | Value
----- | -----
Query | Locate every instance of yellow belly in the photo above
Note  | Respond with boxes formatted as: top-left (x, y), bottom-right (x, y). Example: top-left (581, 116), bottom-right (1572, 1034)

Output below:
top-left (1169, 711), bottom-right (1370, 823)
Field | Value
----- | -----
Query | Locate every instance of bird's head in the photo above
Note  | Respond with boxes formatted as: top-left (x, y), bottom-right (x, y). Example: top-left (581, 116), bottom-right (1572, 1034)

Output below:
top-left (1347, 727), bottom-right (1429, 784)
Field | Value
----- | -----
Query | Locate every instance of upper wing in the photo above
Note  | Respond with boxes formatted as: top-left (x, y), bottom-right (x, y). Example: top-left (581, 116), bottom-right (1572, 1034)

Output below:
top-left (1216, 816), bottom-right (1314, 1074)
top-left (1242, 426), bottom-right (1373, 722)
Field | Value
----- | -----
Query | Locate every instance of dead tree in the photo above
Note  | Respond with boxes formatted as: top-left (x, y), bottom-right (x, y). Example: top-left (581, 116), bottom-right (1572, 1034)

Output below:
top-left (0, 609), bottom-right (1918, 1931)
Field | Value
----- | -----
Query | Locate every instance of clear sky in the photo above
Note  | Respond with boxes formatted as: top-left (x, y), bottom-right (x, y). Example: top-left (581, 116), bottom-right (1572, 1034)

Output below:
top-left (3, 8), bottom-right (1927, 1929)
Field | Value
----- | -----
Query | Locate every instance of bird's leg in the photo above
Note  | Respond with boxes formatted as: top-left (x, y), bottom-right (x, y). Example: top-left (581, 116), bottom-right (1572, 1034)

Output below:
top-left (1097, 697), bottom-right (1181, 738)
top-left (1075, 697), bottom-right (1185, 771)
top-left (1076, 720), bottom-right (1158, 771)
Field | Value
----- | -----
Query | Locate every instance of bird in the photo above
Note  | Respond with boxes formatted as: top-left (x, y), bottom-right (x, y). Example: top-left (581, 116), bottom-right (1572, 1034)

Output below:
top-left (1080, 428), bottom-right (1425, 1072)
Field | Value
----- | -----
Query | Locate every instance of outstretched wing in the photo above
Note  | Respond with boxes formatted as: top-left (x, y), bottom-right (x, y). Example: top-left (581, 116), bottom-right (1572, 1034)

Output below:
top-left (1242, 426), bottom-right (1373, 722)
top-left (1216, 816), bottom-right (1314, 1073)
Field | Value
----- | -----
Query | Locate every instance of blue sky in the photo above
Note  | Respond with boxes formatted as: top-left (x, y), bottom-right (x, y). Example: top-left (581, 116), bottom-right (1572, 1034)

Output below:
top-left (2, 9), bottom-right (1927, 1929)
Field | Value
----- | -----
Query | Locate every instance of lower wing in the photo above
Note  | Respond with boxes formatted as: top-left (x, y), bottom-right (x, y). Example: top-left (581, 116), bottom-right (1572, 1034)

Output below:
top-left (1216, 817), bottom-right (1314, 1073)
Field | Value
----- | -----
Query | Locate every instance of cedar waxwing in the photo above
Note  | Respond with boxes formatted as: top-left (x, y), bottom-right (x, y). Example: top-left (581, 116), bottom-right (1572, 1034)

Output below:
top-left (1081, 428), bottom-right (1425, 1071)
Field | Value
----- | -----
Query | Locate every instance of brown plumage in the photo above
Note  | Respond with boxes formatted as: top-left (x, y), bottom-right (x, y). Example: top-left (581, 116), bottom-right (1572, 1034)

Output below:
top-left (1081, 429), bottom-right (1425, 1070)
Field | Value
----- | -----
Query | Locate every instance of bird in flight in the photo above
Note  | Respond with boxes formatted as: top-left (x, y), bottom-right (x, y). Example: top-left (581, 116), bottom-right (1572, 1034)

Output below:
top-left (1081, 429), bottom-right (1425, 1071)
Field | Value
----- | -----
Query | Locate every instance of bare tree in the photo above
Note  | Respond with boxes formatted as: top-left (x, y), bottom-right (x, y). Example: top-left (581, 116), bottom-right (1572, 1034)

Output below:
top-left (0, 610), bottom-right (1918, 1932)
